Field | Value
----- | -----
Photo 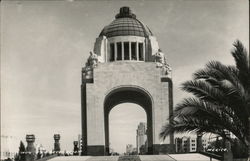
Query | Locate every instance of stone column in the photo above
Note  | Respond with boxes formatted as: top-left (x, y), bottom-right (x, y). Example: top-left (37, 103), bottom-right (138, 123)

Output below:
top-left (81, 83), bottom-right (87, 155)
top-left (143, 42), bottom-right (145, 61)
top-left (25, 134), bottom-right (36, 161)
top-left (121, 42), bottom-right (124, 60)
top-left (196, 132), bottom-right (203, 152)
top-left (53, 134), bottom-right (61, 153)
top-left (114, 42), bottom-right (117, 61)
top-left (136, 42), bottom-right (139, 61)
top-left (129, 42), bottom-right (131, 60)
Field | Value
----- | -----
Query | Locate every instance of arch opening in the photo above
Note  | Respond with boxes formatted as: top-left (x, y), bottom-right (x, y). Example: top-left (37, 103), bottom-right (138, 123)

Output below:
top-left (104, 87), bottom-right (153, 155)
top-left (109, 103), bottom-right (146, 154)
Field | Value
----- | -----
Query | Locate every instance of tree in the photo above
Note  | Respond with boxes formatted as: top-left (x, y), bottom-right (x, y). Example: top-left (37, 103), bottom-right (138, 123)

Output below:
top-left (18, 141), bottom-right (26, 161)
top-left (160, 40), bottom-right (250, 158)
top-left (231, 139), bottom-right (248, 158)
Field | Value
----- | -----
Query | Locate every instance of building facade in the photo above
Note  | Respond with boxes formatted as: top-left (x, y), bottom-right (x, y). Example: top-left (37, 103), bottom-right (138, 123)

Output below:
top-left (136, 122), bottom-right (147, 154)
top-left (81, 6), bottom-right (174, 156)
top-left (175, 137), bottom-right (209, 153)
top-left (0, 135), bottom-right (19, 160)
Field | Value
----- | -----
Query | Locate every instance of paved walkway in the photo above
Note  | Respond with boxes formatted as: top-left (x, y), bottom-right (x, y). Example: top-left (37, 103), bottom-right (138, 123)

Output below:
top-left (49, 156), bottom-right (91, 161)
top-left (169, 153), bottom-right (220, 161)
top-left (118, 156), bottom-right (140, 161)
top-left (48, 154), bottom-right (220, 161)
top-left (86, 156), bottom-right (119, 161)
top-left (139, 155), bottom-right (175, 161)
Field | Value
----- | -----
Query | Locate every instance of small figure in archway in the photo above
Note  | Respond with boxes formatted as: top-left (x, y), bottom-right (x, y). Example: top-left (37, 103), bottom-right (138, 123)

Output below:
top-left (73, 141), bottom-right (79, 156)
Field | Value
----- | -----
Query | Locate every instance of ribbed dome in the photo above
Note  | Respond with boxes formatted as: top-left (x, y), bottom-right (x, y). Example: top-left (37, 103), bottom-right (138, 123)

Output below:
top-left (99, 7), bottom-right (153, 38)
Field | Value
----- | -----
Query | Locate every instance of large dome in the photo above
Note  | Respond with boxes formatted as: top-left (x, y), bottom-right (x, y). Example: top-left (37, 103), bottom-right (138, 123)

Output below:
top-left (99, 7), bottom-right (153, 38)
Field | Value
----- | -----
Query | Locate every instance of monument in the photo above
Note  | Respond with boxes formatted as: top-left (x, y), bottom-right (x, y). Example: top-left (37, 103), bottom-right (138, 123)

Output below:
top-left (81, 6), bottom-right (174, 156)
top-left (53, 134), bottom-right (61, 153)
top-left (25, 134), bottom-right (36, 161)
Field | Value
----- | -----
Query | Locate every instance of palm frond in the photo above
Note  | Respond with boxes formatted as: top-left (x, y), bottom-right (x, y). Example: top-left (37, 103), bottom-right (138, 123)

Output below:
top-left (160, 40), bottom-right (250, 148)
top-left (181, 80), bottom-right (224, 104)
top-left (231, 40), bottom-right (250, 92)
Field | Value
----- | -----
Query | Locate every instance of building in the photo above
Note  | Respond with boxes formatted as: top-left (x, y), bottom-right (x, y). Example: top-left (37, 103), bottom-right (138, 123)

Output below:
top-left (136, 122), bottom-right (147, 154)
top-left (81, 6), bottom-right (174, 156)
top-left (175, 137), bottom-right (209, 153)
top-left (1, 135), bottom-right (19, 160)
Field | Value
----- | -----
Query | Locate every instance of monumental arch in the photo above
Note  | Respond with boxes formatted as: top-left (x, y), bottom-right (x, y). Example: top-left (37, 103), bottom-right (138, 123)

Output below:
top-left (81, 7), bottom-right (174, 156)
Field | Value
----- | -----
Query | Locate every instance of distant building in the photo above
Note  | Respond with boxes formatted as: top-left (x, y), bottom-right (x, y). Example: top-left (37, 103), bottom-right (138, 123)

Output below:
top-left (1, 135), bottom-right (19, 160)
top-left (136, 122), bottom-right (147, 154)
top-left (175, 137), bottom-right (209, 153)
top-left (126, 144), bottom-right (133, 154)
top-left (202, 139), bottom-right (208, 150)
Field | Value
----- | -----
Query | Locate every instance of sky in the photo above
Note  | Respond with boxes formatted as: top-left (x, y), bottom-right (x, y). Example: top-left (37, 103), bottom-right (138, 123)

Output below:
top-left (1, 0), bottom-right (249, 154)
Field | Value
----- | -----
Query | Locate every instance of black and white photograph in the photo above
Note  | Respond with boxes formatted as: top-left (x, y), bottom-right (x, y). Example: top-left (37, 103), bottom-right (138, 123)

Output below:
top-left (1, 0), bottom-right (249, 161)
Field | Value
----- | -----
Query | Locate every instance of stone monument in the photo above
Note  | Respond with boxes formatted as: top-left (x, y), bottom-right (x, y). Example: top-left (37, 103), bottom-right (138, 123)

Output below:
top-left (53, 134), bottom-right (61, 153)
top-left (25, 134), bottom-right (36, 161)
top-left (81, 6), bottom-right (174, 156)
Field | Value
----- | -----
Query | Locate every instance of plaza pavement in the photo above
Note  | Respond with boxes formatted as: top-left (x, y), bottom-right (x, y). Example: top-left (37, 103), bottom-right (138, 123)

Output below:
top-left (48, 153), bottom-right (220, 161)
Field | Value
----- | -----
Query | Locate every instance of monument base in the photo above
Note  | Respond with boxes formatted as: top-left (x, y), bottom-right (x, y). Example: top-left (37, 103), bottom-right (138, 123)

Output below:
top-left (85, 144), bottom-right (175, 156)
top-left (87, 145), bottom-right (105, 156)
top-left (153, 144), bottom-right (175, 154)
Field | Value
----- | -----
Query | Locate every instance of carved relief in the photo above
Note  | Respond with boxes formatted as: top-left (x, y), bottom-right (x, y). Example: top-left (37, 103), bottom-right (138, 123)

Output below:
top-left (154, 49), bottom-right (172, 75)
top-left (82, 51), bottom-right (99, 79)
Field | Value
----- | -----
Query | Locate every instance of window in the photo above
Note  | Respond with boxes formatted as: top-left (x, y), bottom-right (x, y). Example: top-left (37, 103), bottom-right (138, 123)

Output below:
top-left (131, 42), bottom-right (136, 60)
top-left (139, 43), bottom-right (143, 61)
top-left (117, 42), bottom-right (122, 60)
top-left (110, 43), bottom-right (115, 61)
top-left (124, 42), bottom-right (129, 60)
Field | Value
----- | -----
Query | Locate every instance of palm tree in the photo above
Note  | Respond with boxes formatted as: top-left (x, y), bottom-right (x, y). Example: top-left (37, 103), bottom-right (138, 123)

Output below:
top-left (160, 40), bottom-right (250, 158)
